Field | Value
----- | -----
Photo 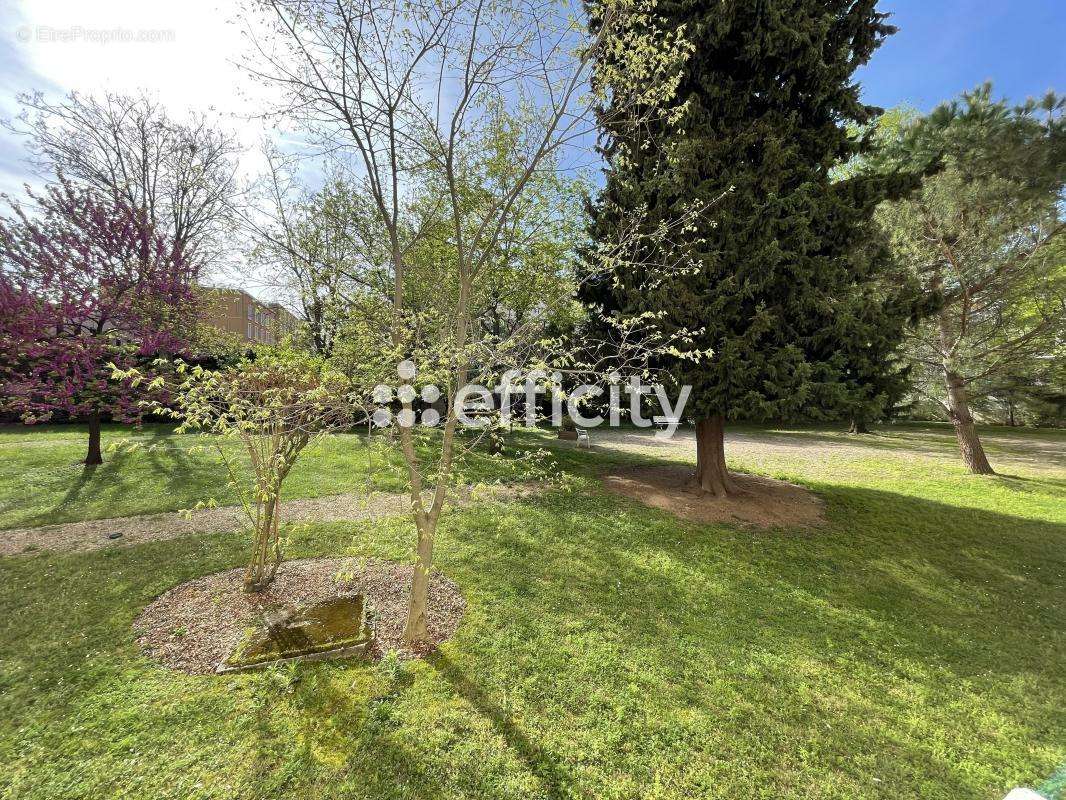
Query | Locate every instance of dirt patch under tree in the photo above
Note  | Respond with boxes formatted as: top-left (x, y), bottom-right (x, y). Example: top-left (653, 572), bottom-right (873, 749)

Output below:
top-left (134, 557), bottom-right (465, 675)
top-left (601, 464), bottom-right (825, 529)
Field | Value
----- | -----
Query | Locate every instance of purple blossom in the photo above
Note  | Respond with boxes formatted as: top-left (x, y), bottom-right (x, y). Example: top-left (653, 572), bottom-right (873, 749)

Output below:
top-left (0, 176), bottom-right (198, 428)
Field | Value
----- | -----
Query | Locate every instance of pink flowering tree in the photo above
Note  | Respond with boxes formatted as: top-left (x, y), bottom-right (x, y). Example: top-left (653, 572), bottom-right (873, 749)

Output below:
top-left (0, 177), bottom-right (198, 465)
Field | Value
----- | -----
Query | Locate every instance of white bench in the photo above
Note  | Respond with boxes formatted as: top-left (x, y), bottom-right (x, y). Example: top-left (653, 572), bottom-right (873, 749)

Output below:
top-left (576, 428), bottom-right (591, 449)
top-left (652, 416), bottom-right (681, 430)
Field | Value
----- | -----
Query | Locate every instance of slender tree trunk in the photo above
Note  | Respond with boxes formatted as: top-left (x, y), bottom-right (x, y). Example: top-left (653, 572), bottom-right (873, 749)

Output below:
top-left (849, 416), bottom-right (871, 434)
top-left (404, 517), bottom-right (434, 642)
top-left (244, 494), bottom-right (280, 593)
top-left (85, 412), bottom-right (103, 466)
top-left (944, 371), bottom-right (995, 475)
top-left (694, 415), bottom-right (739, 496)
top-left (1007, 399), bottom-right (1017, 427)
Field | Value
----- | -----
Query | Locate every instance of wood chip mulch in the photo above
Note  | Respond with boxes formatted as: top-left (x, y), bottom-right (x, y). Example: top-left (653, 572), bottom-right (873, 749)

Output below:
top-left (134, 557), bottom-right (465, 675)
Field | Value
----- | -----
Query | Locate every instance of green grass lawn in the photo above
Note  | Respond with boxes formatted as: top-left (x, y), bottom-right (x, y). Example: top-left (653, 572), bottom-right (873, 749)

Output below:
top-left (0, 422), bottom-right (1063, 799)
top-left (0, 423), bottom-right (515, 529)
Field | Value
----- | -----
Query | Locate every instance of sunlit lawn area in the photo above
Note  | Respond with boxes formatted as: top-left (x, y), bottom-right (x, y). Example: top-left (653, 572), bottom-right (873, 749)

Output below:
top-left (0, 423), bottom-right (510, 530)
top-left (0, 422), bottom-right (1063, 799)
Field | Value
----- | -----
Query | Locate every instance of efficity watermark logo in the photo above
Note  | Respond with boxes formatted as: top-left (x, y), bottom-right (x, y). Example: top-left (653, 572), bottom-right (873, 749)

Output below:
top-left (15, 25), bottom-right (177, 45)
top-left (371, 361), bottom-right (691, 439)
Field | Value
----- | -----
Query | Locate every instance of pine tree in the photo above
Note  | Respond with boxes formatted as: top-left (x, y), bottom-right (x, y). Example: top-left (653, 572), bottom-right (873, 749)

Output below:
top-left (583, 0), bottom-right (918, 494)
top-left (838, 292), bottom-right (913, 435)
top-left (873, 86), bottom-right (1065, 475)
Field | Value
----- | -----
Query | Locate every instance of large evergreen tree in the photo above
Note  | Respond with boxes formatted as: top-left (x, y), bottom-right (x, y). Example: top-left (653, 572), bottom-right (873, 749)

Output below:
top-left (583, 0), bottom-right (918, 494)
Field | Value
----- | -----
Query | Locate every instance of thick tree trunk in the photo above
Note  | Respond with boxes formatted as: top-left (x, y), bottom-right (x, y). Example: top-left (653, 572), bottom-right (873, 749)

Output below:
top-left (694, 415), bottom-right (739, 496)
top-left (944, 371), bottom-right (995, 475)
top-left (849, 416), bottom-right (871, 434)
top-left (403, 520), bottom-right (435, 643)
top-left (85, 412), bottom-right (103, 466)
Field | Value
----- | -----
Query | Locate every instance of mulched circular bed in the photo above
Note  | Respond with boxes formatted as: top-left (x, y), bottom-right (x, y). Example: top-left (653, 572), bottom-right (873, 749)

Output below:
top-left (135, 558), bottom-right (465, 675)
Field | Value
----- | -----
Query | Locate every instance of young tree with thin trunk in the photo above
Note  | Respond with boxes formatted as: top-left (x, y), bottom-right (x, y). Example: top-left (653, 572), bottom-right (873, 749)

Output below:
top-left (243, 0), bottom-right (690, 643)
top-left (581, 0), bottom-right (919, 495)
top-left (0, 178), bottom-right (198, 465)
top-left (128, 353), bottom-right (359, 591)
top-left (875, 86), bottom-right (1066, 474)
top-left (240, 149), bottom-right (397, 357)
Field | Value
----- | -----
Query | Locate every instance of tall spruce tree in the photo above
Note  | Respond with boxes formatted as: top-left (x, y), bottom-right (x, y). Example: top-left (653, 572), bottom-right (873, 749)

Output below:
top-left (583, 0), bottom-right (919, 494)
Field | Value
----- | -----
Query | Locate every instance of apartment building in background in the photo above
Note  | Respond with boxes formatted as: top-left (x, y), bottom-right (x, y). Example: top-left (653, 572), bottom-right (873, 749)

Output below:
top-left (199, 286), bottom-right (301, 345)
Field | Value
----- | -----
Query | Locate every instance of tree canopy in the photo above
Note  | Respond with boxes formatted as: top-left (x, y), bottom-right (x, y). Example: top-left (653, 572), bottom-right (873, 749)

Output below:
top-left (582, 0), bottom-right (920, 493)
top-left (0, 178), bottom-right (198, 463)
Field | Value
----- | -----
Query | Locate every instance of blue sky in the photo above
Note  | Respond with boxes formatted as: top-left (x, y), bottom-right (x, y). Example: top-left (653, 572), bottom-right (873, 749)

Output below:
top-left (857, 0), bottom-right (1065, 111)
top-left (0, 0), bottom-right (1062, 198)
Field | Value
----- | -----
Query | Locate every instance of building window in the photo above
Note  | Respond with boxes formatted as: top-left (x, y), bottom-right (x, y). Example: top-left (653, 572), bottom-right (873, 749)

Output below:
top-left (247, 306), bottom-right (253, 320)
top-left (247, 322), bottom-right (253, 339)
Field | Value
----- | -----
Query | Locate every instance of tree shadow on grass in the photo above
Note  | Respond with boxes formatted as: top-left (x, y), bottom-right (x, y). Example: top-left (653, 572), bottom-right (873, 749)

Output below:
top-left (56, 462), bottom-right (101, 508)
top-left (238, 664), bottom-right (458, 800)
top-left (231, 651), bottom-right (571, 800)
top-left (546, 482), bottom-right (1063, 677)
top-left (20, 427), bottom-right (226, 529)
top-left (436, 484), bottom-right (1065, 795)
top-left (3, 481), bottom-right (1063, 798)
top-left (142, 424), bottom-right (205, 503)
top-left (428, 650), bottom-right (573, 799)
top-left (986, 472), bottom-right (1066, 494)
top-left (31, 444), bottom-right (136, 526)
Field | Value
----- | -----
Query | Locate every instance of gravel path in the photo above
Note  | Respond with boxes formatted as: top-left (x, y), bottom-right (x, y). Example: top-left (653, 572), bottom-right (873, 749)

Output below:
top-left (583, 427), bottom-right (1066, 474)
top-left (0, 484), bottom-right (533, 557)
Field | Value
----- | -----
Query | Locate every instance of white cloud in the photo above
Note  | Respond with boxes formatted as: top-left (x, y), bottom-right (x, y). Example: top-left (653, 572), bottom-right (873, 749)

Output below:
top-left (1, 0), bottom-right (300, 296)
top-left (1, 0), bottom-right (298, 195)
top-left (11, 0), bottom-right (265, 119)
